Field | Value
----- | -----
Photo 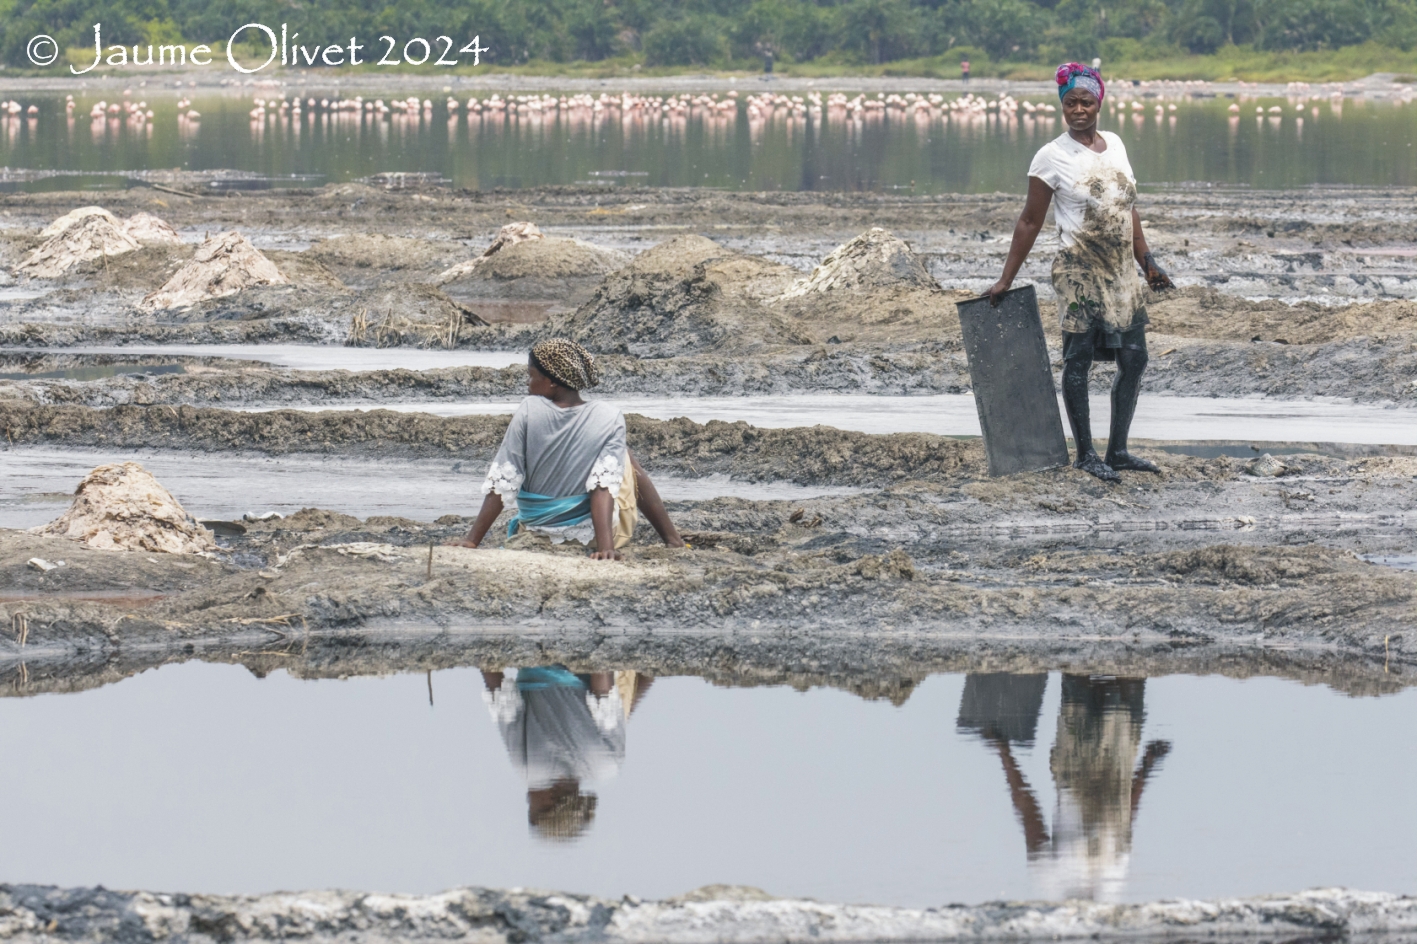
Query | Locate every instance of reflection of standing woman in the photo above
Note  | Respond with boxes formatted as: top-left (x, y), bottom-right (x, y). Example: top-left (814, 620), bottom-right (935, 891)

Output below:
top-left (987, 63), bottom-right (1174, 483)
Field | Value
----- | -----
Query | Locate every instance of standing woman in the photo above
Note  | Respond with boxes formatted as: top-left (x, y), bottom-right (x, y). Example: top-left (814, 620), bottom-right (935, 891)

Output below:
top-left (987, 63), bottom-right (1173, 483)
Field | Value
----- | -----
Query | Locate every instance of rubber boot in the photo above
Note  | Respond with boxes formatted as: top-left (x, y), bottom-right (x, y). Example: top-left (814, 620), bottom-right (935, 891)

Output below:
top-left (1063, 355), bottom-right (1120, 483)
top-left (1104, 346), bottom-right (1160, 473)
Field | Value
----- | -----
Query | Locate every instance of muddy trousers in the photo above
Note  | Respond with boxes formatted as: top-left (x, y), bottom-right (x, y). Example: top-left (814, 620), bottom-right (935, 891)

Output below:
top-left (1061, 333), bottom-right (1148, 463)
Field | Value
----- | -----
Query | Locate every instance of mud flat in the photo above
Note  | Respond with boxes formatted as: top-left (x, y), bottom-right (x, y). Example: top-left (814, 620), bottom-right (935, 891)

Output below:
top-left (2, 400), bottom-right (1413, 685)
top-left (4, 184), bottom-right (1417, 405)
top-left (4, 183), bottom-right (1417, 677)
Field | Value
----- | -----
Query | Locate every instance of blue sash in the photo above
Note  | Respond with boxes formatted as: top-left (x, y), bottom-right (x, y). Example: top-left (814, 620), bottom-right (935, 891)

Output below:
top-left (507, 489), bottom-right (592, 536)
top-left (515, 666), bottom-right (585, 691)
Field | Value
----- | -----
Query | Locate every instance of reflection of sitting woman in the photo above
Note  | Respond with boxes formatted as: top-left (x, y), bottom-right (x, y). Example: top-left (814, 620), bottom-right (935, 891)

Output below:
top-left (958, 673), bottom-right (1170, 902)
top-left (455, 338), bottom-right (684, 560)
top-left (481, 666), bottom-right (652, 840)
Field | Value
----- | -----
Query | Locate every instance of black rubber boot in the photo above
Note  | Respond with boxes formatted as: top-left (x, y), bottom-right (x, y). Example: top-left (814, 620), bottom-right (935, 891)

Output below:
top-left (1062, 354), bottom-right (1095, 460)
top-left (1104, 346), bottom-right (1160, 473)
top-left (1062, 354), bottom-right (1121, 483)
top-left (1076, 451), bottom-right (1121, 483)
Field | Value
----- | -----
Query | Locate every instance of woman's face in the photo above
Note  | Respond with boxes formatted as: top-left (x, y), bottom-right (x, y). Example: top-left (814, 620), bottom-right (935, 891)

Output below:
top-left (1062, 88), bottom-right (1100, 131)
top-left (528, 361), bottom-right (557, 398)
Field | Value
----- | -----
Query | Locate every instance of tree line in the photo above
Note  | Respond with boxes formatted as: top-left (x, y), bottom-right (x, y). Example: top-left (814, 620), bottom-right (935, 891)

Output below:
top-left (4, 0), bottom-right (1416, 70)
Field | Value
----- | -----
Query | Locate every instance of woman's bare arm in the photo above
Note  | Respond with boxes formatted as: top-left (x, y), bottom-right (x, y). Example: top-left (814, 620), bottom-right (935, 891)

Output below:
top-left (1133, 207), bottom-right (1174, 291)
top-left (986, 176), bottom-right (1055, 305)
top-left (452, 492), bottom-right (504, 548)
top-left (588, 487), bottom-right (621, 560)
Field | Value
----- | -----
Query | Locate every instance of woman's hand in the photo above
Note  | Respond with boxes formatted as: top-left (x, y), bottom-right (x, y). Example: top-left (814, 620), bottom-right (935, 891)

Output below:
top-left (986, 279), bottom-right (1012, 307)
top-left (1142, 252), bottom-right (1174, 292)
top-left (449, 493), bottom-right (504, 550)
top-left (589, 547), bottom-right (624, 561)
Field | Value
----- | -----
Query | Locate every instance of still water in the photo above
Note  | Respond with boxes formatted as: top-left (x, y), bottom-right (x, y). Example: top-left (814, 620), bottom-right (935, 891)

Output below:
top-left (2, 91), bottom-right (1416, 193)
top-left (286, 392), bottom-right (1417, 446)
top-left (0, 447), bottom-right (861, 530)
top-left (0, 662), bottom-right (1412, 904)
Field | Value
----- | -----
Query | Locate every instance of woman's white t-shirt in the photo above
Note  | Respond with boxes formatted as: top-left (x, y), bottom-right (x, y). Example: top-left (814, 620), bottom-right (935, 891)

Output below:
top-left (1027, 130), bottom-right (1136, 249)
top-left (1027, 130), bottom-right (1148, 335)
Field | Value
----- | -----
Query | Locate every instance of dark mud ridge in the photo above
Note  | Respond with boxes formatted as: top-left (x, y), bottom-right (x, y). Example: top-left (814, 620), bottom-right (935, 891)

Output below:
top-left (1, 884), bottom-right (1413, 944)
top-left (7, 334), bottom-right (1417, 404)
top-left (0, 401), bottom-right (982, 485)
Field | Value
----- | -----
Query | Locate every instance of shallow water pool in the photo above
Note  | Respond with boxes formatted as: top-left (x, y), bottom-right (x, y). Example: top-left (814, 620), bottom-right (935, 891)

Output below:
top-left (294, 393), bottom-right (1417, 446)
top-left (0, 448), bottom-right (859, 530)
top-left (0, 662), bottom-right (1411, 905)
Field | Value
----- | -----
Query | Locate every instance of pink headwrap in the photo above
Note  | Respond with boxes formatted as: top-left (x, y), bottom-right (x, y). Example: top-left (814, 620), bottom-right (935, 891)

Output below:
top-left (1056, 63), bottom-right (1105, 103)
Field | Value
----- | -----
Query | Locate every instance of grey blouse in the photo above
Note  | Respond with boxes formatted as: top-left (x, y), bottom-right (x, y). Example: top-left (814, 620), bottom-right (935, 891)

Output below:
top-left (482, 396), bottom-right (628, 499)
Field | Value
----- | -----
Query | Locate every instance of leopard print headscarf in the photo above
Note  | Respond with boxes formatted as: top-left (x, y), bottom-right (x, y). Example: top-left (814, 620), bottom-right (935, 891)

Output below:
top-left (530, 338), bottom-right (600, 390)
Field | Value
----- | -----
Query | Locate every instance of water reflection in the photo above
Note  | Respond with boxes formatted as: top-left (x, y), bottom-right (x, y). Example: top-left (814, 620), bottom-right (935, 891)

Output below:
top-left (958, 673), bottom-right (1171, 901)
top-left (482, 667), bottom-right (652, 840)
top-left (0, 660), bottom-right (1411, 902)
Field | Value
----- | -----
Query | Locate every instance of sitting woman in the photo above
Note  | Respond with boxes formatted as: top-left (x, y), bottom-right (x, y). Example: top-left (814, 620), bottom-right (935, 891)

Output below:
top-left (454, 338), bottom-right (685, 560)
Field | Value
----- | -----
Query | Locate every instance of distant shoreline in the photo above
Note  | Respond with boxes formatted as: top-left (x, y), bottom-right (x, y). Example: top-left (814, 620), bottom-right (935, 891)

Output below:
top-left (0, 70), bottom-right (1411, 99)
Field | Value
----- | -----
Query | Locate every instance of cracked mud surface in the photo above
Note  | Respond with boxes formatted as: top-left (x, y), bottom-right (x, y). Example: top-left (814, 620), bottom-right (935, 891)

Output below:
top-left (1, 884), bottom-right (1414, 944)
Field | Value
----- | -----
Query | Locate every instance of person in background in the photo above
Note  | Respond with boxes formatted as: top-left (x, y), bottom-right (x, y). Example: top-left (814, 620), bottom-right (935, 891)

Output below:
top-left (453, 338), bottom-right (685, 559)
top-left (960, 59), bottom-right (971, 82)
top-left (986, 63), bottom-right (1174, 483)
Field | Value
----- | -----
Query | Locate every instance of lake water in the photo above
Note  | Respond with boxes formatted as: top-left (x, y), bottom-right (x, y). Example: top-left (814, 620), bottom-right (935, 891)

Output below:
top-left (0, 662), bottom-right (1411, 905)
top-left (3, 90), bottom-right (1417, 193)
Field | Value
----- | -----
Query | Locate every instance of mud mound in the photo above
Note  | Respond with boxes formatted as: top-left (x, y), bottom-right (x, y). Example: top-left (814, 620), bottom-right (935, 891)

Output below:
top-left (18, 214), bottom-right (141, 278)
top-left (265, 250), bottom-right (347, 289)
top-left (625, 234), bottom-right (726, 278)
top-left (30, 462), bottom-right (215, 554)
top-left (121, 212), bottom-right (183, 245)
top-left (438, 227), bottom-right (628, 304)
top-left (773, 228), bottom-right (965, 345)
top-left (780, 228), bottom-right (938, 298)
top-left (1148, 288), bottom-right (1417, 344)
top-left (307, 234), bottom-right (463, 283)
top-left (435, 221), bottom-right (543, 284)
top-left (438, 234), bottom-right (628, 301)
top-left (140, 232), bottom-right (290, 311)
top-left (347, 283), bottom-right (490, 348)
top-left (551, 235), bottom-right (809, 357)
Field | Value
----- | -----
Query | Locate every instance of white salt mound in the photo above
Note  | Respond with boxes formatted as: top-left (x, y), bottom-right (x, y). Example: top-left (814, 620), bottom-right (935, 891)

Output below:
top-left (19, 206), bottom-right (183, 278)
top-left (141, 231), bottom-right (289, 310)
top-left (31, 462), bottom-right (216, 554)
top-left (39, 206), bottom-right (119, 238)
top-left (18, 213), bottom-right (141, 278)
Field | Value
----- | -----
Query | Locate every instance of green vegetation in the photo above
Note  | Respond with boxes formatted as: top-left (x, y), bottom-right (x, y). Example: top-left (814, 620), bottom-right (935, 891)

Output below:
top-left (4, 0), bottom-right (1417, 80)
